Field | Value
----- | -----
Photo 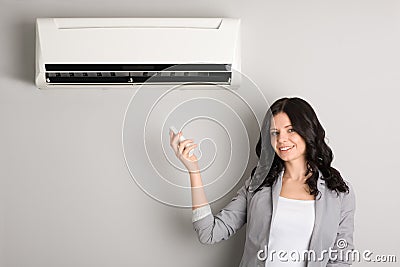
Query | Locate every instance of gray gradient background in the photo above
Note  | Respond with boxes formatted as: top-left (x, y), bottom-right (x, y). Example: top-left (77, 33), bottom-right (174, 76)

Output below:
top-left (0, 0), bottom-right (399, 266)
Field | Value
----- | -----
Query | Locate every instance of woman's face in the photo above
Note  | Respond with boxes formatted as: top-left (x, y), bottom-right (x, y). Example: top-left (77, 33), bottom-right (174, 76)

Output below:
top-left (270, 112), bottom-right (307, 163)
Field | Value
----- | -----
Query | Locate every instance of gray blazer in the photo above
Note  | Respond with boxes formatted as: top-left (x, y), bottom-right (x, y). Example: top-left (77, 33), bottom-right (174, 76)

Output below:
top-left (192, 169), bottom-right (356, 267)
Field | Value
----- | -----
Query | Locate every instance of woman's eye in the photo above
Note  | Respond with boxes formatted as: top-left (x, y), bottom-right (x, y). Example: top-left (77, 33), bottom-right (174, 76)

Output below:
top-left (270, 131), bottom-right (278, 136)
top-left (288, 128), bottom-right (295, 133)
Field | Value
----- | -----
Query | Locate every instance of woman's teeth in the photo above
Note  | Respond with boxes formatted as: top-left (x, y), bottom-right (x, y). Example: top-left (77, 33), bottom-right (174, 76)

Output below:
top-left (279, 146), bottom-right (293, 151)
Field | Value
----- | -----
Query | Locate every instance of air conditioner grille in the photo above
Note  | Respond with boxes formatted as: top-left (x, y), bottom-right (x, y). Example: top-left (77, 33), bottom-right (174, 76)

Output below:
top-left (44, 64), bottom-right (232, 85)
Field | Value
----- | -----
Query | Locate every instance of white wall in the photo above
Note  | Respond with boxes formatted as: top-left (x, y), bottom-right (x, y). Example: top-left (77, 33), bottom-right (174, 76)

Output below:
top-left (1, 0), bottom-right (399, 266)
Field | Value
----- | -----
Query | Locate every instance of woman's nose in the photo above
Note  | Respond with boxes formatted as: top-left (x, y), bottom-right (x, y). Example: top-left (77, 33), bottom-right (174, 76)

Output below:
top-left (278, 132), bottom-right (288, 143)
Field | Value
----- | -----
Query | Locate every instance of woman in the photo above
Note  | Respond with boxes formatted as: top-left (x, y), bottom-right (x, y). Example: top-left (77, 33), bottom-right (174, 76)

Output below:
top-left (169, 97), bottom-right (355, 267)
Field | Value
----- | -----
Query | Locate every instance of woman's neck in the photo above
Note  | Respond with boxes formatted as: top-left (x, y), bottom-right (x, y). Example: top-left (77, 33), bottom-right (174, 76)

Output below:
top-left (283, 158), bottom-right (309, 181)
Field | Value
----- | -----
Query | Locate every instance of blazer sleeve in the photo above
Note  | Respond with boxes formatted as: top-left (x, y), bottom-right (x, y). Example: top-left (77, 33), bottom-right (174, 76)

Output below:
top-left (192, 176), bottom-right (250, 245)
top-left (327, 181), bottom-right (356, 267)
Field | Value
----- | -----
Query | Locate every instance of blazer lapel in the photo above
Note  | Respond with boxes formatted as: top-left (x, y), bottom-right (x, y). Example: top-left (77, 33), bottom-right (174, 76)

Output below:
top-left (307, 170), bottom-right (326, 266)
top-left (271, 170), bottom-right (284, 223)
top-left (260, 170), bottom-right (284, 249)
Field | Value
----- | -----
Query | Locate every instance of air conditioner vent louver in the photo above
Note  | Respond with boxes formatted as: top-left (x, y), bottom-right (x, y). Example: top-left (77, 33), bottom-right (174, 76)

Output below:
top-left (44, 64), bottom-right (232, 85)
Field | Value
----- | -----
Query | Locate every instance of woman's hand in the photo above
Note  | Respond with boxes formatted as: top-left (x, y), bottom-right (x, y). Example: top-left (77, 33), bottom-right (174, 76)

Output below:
top-left (169, 130), bottom-right (199, 173)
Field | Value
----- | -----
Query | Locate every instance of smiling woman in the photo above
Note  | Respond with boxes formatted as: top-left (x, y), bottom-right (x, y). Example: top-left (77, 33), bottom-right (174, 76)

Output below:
top-left (258, 97), bottom-right (350, 198)
top-left (170, 97), bottom-right (355, 267)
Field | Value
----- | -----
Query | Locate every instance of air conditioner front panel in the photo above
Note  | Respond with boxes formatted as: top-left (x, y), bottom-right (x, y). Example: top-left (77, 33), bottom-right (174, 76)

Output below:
top-left (35, 18), bottom-right (240, 88)
top-left (38, 18), bottom-right (237, 64)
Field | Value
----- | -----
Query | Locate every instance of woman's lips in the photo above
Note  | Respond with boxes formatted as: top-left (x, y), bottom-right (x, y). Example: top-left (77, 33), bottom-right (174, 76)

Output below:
top-left (279, 145), bottom-right (294, 152)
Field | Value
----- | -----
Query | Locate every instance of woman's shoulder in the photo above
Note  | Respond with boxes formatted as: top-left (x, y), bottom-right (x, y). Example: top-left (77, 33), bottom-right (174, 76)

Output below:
top-left (333, 179), bottom-right (356, 211)
top-left (342, 179), bottom-right (356, 200)
top-left (318, 169), bottom-right (355, 197)
top-left (318, 173), bottom-right (355, 209)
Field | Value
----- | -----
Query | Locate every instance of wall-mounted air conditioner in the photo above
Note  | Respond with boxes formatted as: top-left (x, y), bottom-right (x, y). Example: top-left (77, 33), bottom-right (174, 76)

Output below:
top-left (35, 18), bottom-right (241, 89)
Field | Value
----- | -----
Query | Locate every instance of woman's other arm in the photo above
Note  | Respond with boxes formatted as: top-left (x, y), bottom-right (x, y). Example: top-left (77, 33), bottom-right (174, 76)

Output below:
top-left (327, 181), bottom-right (356, 267)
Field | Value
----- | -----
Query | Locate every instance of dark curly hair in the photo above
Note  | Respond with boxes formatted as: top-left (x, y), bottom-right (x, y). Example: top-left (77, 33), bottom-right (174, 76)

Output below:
top-left (253, 97), bottom-right (349, 196)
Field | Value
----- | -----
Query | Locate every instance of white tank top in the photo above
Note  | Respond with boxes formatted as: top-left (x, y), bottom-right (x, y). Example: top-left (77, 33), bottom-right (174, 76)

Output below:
top-left (265, 196), bottom-right (315, 267)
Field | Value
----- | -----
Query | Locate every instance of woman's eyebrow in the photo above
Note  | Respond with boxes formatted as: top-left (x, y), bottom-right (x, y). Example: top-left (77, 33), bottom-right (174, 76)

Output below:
top-left (270, 125), bottom-right (292, 130)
